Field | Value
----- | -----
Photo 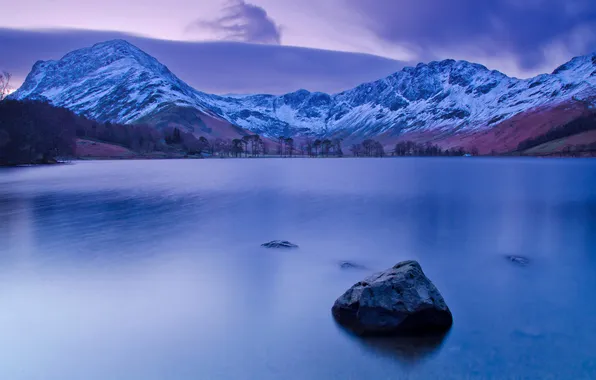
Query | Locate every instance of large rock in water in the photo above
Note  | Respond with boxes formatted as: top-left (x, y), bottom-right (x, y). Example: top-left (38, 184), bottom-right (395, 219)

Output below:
top-left (332, 260), bottom-right (453, 335)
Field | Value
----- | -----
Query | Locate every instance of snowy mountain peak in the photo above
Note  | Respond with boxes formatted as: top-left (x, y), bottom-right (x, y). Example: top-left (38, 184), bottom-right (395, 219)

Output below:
top-left (11, 39), bottom-right (223, 124)
top-left (11, 41), bottom-right (596, 140)
top-left (552, 52), bottom-right (596, 80)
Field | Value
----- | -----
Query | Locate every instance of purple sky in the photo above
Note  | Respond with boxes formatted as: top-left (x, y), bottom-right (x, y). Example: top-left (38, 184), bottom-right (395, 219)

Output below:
top-left (3, 0), bottom-right (596, 93)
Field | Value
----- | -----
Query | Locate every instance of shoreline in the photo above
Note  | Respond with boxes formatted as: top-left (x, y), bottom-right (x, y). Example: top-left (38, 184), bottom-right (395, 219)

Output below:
top-left (3, 154), bottom-right (593, 167)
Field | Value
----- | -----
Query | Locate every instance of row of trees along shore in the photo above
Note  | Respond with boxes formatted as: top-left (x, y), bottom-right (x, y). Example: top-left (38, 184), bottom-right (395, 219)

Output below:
top-left (176, 132), bottom-right (479, 158)
top-left (175, 130), bottom-right (346, 158)
top-left (350, 139), bottom-right (478, 157)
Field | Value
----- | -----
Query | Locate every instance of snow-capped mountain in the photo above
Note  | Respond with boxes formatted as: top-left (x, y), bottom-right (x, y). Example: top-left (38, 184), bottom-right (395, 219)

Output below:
top-left (11, 40), bottom-right (226, 124)
top-left (215, 56), bottom-right (596, 138)
top-left (11, 40), bottom-right (596, 140)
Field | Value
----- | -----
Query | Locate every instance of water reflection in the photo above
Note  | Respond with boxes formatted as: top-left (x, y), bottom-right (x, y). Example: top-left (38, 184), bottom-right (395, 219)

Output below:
top-left (334, 322), bottom-right (450, 365)
top-left (0, 158), bottom-right (595, 379)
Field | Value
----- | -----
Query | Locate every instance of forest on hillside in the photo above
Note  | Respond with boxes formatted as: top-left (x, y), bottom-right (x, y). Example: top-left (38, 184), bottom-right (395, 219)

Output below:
top-left (0, 101), bottom-right (172, 165)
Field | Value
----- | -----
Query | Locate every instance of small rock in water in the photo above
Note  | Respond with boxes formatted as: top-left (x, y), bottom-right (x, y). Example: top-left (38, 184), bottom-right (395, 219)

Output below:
top-left (506, 255), bottom-right (530, 266)
top-left (261, 240), bottom-right (298, 249)
top-left (339, 261), bottom-right (367, 270)
top-left (332, 260), bottom-right (453, 336)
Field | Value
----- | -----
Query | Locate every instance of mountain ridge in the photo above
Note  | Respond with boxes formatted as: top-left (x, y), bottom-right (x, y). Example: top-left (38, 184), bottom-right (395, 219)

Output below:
top-left (10, 40), bottom-right (596, 145)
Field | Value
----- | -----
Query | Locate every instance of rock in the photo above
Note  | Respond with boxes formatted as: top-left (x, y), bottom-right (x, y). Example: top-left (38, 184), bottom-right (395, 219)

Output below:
top-left (339, 261), bottom-right (367, 270)
top-left (261, 240), bottom-right (298, 249)
top-left (332, 260), bottom-right (453, 336)
top-left (506, 255), bottom-right (530, 266)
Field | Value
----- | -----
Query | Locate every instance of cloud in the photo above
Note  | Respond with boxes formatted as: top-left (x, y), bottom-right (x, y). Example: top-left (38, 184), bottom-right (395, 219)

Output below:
top-left (0, 28), bottom-right (405, 95)
top-left (187, 0), bottom-right (282, 44)
top-left (345, 0), bottom-right (596, 76)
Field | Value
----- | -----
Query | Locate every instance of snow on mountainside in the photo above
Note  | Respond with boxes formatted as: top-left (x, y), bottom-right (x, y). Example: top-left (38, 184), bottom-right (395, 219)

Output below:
top-left (215, 55), bottom-right (596, 138)
top-left (10, 40), bottom-right (227, 124)
top-left (11, 40), bottom-right (596, 140)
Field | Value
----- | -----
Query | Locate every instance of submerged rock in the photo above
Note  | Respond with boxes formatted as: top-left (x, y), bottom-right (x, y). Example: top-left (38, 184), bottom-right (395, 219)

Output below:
top-left (505, 255), bottom-right (530, 266)
top-left (261, 240), bottom-right (298, 249)
top-left (332, 260), bottom-right (453, 336)
top-left (339, 261), bottom-right (367, 270)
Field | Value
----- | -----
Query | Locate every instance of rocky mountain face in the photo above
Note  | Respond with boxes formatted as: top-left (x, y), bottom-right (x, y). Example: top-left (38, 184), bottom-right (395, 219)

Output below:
top-left (10, 40), bottom-right (596, 145)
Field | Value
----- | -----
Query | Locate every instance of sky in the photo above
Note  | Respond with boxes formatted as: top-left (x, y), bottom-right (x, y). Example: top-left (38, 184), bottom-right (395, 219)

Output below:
top-left (2, 0), bottom-right (596, 94)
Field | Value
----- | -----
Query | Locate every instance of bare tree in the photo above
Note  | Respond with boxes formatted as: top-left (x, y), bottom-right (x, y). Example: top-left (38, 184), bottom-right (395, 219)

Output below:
top-left (242, 135), bottom-right (251, 157)
top-left (313, 139), bottom-right (321, 157)
top-left (232, 139), bottom-right (243, 157)
top-left (362, 139), bottom-right (374, 156)
top-left (332, 138), bottom-right (343, 157)
top-left (320, 139), bottom-right (331, 157)
top-left (304, 137), bottom-right (313, 157)
top-left (285, 137), bottom-right (294, 157)
top-left (277, 136), bottom-right (285, 157)
top-left (0, 71), bottom-right (12, 101)
top-left (250, 135), bottom-right (263, 157)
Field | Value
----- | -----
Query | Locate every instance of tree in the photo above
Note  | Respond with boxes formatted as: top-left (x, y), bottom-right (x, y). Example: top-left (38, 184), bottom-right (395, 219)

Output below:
top-left (0, 100), bottom-right (76, 164)
top-left (219, 139), bottom-right (232, 157)
top-left (249, 135), bottom-right (263, 157)
top-left (277, 136), bottom-right (285, 156)
top-left (242, 135), bottom-right (252, 157)
top-left (362, 139), bottom-right (375, 156)
top-left (232, 139), bottom-right (243, 157)
top-left (321, 139), bottom-right (332, 156)
top-left (350, 143), bottom-right (362, 157)
top-left (0, 71), bottom-right (12, 101)
top-left (285, 137), bottom-right (294, 157)
top-left (332, 138), bottom-right (343, 157)
top-left (313, 139), bottom-right (321, 157)
top-left (374, 141), bottom-right (385, 157)
top-left (304, 137), bottom-right (314, 157)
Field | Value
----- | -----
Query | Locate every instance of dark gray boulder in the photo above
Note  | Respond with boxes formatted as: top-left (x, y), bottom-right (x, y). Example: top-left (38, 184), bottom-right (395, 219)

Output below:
top-left (332, 260), bottom-right (452, 335)
top-left (261, 240), bottom-right (298, 249)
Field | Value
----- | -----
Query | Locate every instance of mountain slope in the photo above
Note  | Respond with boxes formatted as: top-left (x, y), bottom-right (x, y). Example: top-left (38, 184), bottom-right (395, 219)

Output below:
top-left (11, 40), bottom-right (596, 146)
top-left (10, 40), bottom-right (250, 139)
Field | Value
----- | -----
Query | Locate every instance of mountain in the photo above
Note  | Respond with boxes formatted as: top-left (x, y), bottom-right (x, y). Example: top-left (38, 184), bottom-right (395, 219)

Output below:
top-left (10, 40), bottom-right (596, 152)
top-left (212, 55), bottom-right (596, 139)
top-left (10, 40), bottom-right (249, 140)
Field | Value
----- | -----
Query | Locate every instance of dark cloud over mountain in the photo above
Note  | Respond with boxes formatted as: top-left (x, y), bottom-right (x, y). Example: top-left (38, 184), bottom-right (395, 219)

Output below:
top-left (188, 0), bottom-right (282, 44)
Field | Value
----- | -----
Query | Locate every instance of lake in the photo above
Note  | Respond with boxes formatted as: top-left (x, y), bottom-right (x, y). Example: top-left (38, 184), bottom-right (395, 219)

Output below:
top-left (1, 158), bottom-right (595, 379)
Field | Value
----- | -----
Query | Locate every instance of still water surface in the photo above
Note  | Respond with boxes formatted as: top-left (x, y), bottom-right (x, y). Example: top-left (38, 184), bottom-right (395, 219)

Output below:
top-left (1, 158), bottom-right (596, 379)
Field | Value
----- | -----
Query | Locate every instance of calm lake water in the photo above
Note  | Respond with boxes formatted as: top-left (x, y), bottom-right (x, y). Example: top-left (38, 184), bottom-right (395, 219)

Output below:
top-left (1, 158), bottom-right (596, 379)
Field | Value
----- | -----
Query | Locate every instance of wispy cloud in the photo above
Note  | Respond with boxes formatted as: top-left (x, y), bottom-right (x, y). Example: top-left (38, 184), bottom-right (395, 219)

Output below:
top-left (187, 0), bottom-right (282, 45)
